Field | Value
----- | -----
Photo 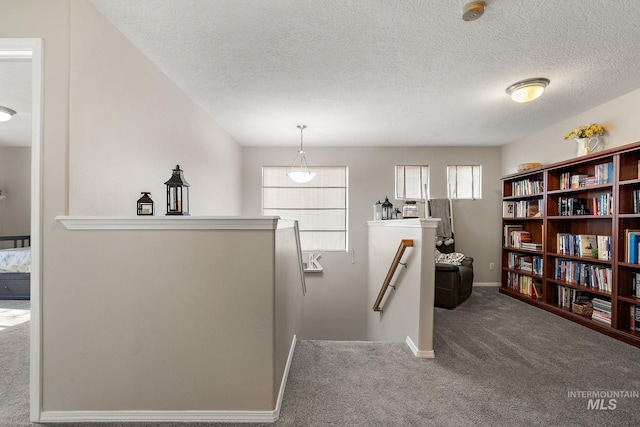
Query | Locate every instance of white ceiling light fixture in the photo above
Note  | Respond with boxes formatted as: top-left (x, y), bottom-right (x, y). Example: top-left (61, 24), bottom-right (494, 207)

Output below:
top-left (286, 125), bottom-right (316, 184)
top-left (505, 78), bottom-right (550, 103)
top-left (0, 106), bottom-right (16, 122)
top-left (462, 1), bottom-right (485, 22)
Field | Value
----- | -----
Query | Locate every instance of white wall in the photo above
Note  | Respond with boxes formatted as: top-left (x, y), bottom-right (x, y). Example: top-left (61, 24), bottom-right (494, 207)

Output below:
top-left (502, 87), bottom-right (640, 175)
top-left (243, 145), bottom-right (502, 340)
top-left (0, 146), bottom-right (30, 239)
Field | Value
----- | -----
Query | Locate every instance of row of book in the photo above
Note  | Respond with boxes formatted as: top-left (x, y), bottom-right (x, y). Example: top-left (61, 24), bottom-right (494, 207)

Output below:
top-left (556, 194), bottom-right (613, 216)
top-left (631, 272), bottom-right (640, 298)
top-left (630, 305), bottom-right (640, 332)
top-left (503, 200), bottom-right (542, 218)
top-left (554, 259), bottom-right (612, 292)
top-left (506, 272), bottom-right (543, 299)
top-left (624, 229), bottom-right (640, 264)
top-left (504, 224), bottom-right (542, 250)
top-left (631, 189), bottom-right (640, 214)
top-left (556, 233), bottom-right (611, 260)
top-left (508, 253), bottom-right (543, 275)
top-left (557, 162), bottom-right (613, 190)
top-left (592, 297), bottom-right (612, 325)
top-left (510, 178), bottom-right (543, 196)
top-left (556, 286), bottom-right (589, 309)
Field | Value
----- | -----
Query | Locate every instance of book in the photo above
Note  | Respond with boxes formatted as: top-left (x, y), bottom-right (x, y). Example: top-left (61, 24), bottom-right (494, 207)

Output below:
top-left (576, 234), bottom-right (597, 258)
top-left (504, 224), bottom-right (523, 247)
top-left (503, 201), bottom-right (516, 218)
top-left (626, 229), bottom-right (640, 263)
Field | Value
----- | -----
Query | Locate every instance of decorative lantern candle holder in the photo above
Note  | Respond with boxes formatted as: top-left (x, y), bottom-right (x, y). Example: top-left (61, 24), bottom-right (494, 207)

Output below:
top-left (381, 197), bottom-right (393, 220)
top-left (137, 192), bottom-right (154, 215)
top-left (164, 164), bottom-right (190, 216)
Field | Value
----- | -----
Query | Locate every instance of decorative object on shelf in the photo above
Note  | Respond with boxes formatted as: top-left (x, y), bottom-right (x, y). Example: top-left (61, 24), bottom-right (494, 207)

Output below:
top-left (136, 192), bottom-right (154, 216)
top-left (373, 200), bottom-right (382, 220)
top-left (286, 125), bottom-right (316, 183)
top-left (505, 78), bottom-right (550, 103)
top-left (164, 164), bottom-right (190, 216)
top-left (402, 200), bottom-right (419, 218)
top-left (572, 300), bottom-right (593, 319)
top-left (517, 162), bottom-right (543, 172)
top-left (381, 197), bottom-right (393, 220)
top-left (303, 253), bottom-right (323, 272)
top-left (564, 123), bottom-right (605, 156)
top-left (0, 106), bottom-right (16, 122)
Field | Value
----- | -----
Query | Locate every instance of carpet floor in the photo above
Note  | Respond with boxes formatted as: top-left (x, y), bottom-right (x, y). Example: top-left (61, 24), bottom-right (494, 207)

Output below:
top-left (1, 287), bottom-right (639, 426)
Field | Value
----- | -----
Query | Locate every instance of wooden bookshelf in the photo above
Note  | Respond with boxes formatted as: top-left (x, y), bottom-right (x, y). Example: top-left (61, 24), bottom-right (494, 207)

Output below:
top-left (500, 140), bottom-right (640, 348)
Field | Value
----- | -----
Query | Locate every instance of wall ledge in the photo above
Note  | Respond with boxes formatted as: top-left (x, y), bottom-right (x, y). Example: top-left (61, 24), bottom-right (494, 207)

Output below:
top-left (55, 216), bottom-right (280, 230)
top-left (367, 218), bottom-right (439, 229)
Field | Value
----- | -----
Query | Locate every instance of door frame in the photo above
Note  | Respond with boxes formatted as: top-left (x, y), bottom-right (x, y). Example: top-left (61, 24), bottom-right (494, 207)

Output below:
top-left (0, 38), bottom-right (43, 422)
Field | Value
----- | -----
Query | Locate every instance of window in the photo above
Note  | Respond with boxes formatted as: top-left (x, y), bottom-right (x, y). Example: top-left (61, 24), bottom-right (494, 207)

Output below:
top-left (262, 166), bottom-right (348, 251)
top-left (447, 165), bottom-right (481, 200)
top-left (395, 165), bottom-right (430, 200)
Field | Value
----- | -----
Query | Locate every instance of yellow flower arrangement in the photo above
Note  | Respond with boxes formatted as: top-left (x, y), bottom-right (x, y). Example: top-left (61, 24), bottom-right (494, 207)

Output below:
top-left (564, 123), bottom-right (606, 140)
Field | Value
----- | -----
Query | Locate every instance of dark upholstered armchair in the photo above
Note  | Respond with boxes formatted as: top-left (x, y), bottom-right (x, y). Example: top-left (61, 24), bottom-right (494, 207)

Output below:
top-left (435, 257), bottom-right (474, 309)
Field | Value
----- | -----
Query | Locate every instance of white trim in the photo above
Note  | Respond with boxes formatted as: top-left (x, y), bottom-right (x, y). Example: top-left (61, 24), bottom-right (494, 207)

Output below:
top-left (2, 37), bottom-right (44, 423)
top-left (39, 410), bottom-right (278, 423)
top-left (274, 335), bottom-right (297, 419)
top-left (474, 282), bottom-right (501, 287)
top-left (405, 336), bottom-right (435, 359)
top-left (39, 335), bottom-right (298, 423)
top-left (55, 216), bottom-right (280, 230)
top-left (367, 218), bottom-right (439, 229)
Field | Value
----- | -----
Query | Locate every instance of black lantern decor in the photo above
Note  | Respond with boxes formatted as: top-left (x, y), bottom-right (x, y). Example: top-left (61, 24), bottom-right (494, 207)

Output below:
top-left (164, 164), bottom-right (190, 216)
top-left (137, 192), bottom-right (154, 216)
top-left (381, 197), bottom-right (393, 220)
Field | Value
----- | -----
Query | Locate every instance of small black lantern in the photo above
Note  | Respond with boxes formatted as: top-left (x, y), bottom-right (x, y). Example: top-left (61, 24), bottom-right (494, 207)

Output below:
top-left (381, 197), bottom-right (393, 220)
top-left (137, 192), bottom-right (154, 216)
top-left (164, 164), bottom-right (190, 216)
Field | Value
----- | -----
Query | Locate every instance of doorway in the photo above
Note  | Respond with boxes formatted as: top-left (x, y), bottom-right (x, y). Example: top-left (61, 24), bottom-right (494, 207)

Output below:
top-left (0, 38), bottom-right (43, 422)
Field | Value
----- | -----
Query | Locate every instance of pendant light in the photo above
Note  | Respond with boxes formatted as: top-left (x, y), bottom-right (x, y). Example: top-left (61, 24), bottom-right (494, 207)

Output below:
top-left (287, 125), bottom-right (316, 183)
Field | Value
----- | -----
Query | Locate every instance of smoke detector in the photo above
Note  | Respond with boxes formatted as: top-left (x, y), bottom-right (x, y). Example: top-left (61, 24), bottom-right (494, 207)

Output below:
top-left (462, 1), bottom-right (486, 22)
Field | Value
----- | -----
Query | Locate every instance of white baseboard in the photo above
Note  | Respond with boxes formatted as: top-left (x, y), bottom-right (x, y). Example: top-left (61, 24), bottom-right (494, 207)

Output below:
top-left (405, 336), bottom-right (435, 359)
top-left (474, 282), bottom-right (500, 287)
top-left (40, 335), bottom-right (298, 424)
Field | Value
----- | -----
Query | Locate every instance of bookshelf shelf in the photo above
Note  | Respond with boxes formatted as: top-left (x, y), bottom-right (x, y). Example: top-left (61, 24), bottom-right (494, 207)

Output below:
top-left (501, 141), bottom-right (640, 348)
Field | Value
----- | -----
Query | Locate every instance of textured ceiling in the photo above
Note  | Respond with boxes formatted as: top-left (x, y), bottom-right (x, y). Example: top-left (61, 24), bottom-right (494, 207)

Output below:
top-left (5, 1), bottom-right (640, 149)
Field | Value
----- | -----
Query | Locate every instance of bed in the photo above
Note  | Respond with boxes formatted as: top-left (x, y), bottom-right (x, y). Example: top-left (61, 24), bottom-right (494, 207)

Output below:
top-left (0, 235), bottom-right (31, 300)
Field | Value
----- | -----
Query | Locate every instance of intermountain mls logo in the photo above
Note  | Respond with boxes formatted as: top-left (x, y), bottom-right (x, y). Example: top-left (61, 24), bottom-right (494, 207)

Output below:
top-left (567, 390), bottom-right (639, 410)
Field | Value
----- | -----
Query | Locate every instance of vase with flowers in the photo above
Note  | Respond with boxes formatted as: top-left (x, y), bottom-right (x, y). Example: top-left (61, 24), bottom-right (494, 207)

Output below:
top-left (564, 123), bottom-right (606, 156)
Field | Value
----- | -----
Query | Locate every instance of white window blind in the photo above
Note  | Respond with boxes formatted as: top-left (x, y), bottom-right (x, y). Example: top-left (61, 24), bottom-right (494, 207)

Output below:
top-left (395, 165), bottom-right (430, 201)
top-left (262, 166), bottom-right (348, 251)
top-left (447, 165), bottom-right (482, 200)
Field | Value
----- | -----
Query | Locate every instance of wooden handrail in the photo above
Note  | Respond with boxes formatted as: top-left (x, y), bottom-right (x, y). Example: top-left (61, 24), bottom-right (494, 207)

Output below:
top-left (373, 239), bottom-right (413, 312)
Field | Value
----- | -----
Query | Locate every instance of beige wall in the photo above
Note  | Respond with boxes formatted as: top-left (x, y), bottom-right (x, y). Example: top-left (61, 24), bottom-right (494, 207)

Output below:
top-left (502, 87), bottom-right (640, 175)
top-left (243, 146), bottom-right (502, 340)
top-left (69, 0), bottom-right (242, 216)
top-left (1, 0), bottom-right (251, 420)
top-left (0, 147), bottom-right (30, 239)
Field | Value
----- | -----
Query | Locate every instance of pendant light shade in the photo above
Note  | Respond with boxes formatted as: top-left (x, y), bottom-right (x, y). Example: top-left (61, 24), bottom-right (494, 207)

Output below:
top-left (0, 106), bottom-right (16, 122)
top-left (287, 125), bottom-right (316, 183)
top-left (506, 78), bottom-right (550, 103)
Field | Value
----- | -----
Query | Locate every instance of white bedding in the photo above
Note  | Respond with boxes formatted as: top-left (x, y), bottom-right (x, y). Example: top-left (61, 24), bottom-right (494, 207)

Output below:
top-left (0, 247), bottom-right (31, 273)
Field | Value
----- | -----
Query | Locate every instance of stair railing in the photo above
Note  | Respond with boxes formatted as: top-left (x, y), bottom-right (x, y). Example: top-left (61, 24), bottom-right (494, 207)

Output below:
top-left (372, 239), bottom-right (413, 312)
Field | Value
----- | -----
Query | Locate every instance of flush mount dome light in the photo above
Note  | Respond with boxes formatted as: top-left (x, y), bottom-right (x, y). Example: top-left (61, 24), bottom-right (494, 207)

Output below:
top-left (462, 1), bottom-right (486, 22)
top-left (506, 78), bottom-right (550, 103)
top-left (0, 106), bottom-right (16, 122)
